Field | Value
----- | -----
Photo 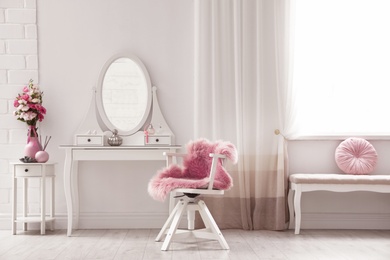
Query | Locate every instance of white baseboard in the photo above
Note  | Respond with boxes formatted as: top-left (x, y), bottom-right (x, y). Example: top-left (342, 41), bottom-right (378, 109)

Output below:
top-left (3, 212), bottom-right (389, 231)
top-left (290, 212), bottom-right (390, 230)
top-left (76, 212), bottom-right (168, 229)
top-left (0, 212), bottom-right (169, 230)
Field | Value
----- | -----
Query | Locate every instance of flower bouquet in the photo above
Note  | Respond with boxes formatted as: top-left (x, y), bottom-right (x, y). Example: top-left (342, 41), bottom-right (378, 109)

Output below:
top-left (14, 79), bottom-right (46, 127)
top-left (14, 80), bottom-right (50, 162)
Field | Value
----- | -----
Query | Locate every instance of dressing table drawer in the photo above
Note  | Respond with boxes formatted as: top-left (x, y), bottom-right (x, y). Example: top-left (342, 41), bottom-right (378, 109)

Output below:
top-left (145, 135), bottom-right (172, 145)
top-left (76, 135), bottom-right (104, 146)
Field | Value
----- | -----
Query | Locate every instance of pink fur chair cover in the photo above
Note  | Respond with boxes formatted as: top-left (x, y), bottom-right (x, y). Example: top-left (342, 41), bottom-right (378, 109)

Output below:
top-left (148, 139), bottom-right (238, 201)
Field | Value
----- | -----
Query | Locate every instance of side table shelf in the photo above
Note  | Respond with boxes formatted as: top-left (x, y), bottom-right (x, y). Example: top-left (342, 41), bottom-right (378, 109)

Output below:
top-left (11, 162), bottom-right (56, 235)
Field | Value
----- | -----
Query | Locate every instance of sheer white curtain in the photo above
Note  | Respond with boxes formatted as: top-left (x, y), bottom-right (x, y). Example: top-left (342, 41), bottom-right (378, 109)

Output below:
top-left (194, 0), bottom-right (296, 230)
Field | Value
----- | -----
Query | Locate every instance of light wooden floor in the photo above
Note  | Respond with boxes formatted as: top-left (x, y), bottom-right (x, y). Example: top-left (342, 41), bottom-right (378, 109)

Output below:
top-left (0, 229), bottom-right (389, 260)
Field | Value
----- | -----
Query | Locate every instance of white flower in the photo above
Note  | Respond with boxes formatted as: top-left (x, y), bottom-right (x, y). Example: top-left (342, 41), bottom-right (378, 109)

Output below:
top-left (22, 111), bottom-right (37, 121)
top-left (18, 104), bottom-right (29, 112)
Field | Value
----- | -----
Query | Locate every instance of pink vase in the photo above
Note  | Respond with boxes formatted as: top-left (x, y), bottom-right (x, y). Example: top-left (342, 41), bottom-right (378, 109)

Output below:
top-left (24, 137), bottom-right (41, 159)
top-left (24, 126), bottom-right (41, 159)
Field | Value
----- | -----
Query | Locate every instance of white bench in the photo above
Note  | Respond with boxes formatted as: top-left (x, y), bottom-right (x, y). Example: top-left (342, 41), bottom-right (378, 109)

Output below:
top-left (288, 173), bottom-right (390, 234)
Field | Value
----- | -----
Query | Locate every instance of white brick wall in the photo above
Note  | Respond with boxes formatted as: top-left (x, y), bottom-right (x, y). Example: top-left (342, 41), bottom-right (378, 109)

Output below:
top-left (8, 69), bottom-right (38, 83)
top-left (0, 24), bottom-right (24, 38)
top-left (0, 10), bottom-right (5, 23)
top-left (0, 72), bottom-right (5, 84)
top-left (0, 0), bottom-right (40, 225)
top-left (7, 40), bottom-right (37, 54)
top-left (0, 55), bottom-right (25, 69)
top-left (6, 9), bottom-right (36, 24)
top-left (0, 130), bottom-right (8, 144)
top-left (25, 24), bottom-right (36, 39)
top-left (0, 40), bottom-right (5, 53)
top-left (0, 1), bottom-right (24, 8)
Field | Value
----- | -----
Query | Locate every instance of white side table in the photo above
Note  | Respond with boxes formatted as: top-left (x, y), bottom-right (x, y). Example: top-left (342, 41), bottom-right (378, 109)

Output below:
top-left (11, 162), bottom-right (56, 235)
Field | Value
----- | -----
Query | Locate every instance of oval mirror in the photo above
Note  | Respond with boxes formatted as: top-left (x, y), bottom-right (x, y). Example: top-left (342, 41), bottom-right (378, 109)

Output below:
top-left (96, 54), bottom-right (152, 136)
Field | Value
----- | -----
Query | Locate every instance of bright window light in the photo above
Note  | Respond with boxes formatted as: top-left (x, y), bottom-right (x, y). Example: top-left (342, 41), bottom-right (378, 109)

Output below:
top-left (293, 0), bottom-right (390, 136)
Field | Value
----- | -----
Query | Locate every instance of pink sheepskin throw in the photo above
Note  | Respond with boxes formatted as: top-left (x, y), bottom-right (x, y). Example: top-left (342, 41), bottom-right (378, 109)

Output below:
top-left (335, 137), bottom-right (378, 175)
top-left (148, 139), bottom-right (238, 201)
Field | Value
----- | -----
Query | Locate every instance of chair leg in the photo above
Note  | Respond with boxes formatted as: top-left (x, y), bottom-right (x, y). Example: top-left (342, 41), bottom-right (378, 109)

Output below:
top-left (156, 199), bottom-right (182, 242)
top-left (161, 200), bottom-right (188, 251)
top-left (197, 200), bottom-right (229, 250)
top-left (187, 208), bottom-right (195, 230)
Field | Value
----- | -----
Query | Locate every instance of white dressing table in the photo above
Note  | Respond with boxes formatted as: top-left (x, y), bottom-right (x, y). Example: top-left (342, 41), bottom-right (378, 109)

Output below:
top-left (60, 54), bottom-right (181, 236)
top-left (59, 145), bottom-right (180, 236)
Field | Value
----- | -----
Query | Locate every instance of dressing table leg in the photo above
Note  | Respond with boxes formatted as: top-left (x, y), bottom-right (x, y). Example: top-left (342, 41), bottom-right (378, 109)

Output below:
top-left (73, 160), bottom-right (79, 230)
top-left (63, 149), bottom-right (73, 236)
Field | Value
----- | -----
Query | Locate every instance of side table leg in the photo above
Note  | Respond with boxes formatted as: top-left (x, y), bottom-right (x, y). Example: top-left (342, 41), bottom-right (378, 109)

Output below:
top-left (23, 178), bottom-right (28, 231)
top-left (50, 176), bottom-right (55, 231)
top-left (41, 167), bottom-right (46, 235)
top-left (12, 169), bottom-right (17, 235)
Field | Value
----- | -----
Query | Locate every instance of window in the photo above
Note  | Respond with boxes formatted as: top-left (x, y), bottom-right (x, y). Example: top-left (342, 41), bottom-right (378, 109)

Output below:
top-left (293, 0), bottom-right (390, 136)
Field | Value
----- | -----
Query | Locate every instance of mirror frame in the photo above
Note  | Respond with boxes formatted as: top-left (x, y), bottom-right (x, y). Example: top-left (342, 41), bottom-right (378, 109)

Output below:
top-left (96, 54), bottom-right (152, 136)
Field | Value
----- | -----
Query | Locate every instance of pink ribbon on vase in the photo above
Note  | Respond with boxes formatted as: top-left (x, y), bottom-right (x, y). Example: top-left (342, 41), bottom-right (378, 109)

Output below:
top-left (27, 126), bottom-right (37, 144)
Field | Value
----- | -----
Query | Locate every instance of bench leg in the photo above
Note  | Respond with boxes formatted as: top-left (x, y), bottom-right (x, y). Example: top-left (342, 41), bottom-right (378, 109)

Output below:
top-left (287, 188), bottom-right (295, 230)
top-left (293, 185), bottom-right (302, 234)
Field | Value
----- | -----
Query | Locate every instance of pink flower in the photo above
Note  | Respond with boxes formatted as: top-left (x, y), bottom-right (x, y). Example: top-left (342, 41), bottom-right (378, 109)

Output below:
top-left (23, 86), bottom-right (29, 92)
top-left (13, 100), bottom-right (19, 107)
top-left (38, 113), bottom-right (44, 121)
top-left (38, 105), bottom-right (46, 114)
top-left (21, 94), bottom-right (30, 101)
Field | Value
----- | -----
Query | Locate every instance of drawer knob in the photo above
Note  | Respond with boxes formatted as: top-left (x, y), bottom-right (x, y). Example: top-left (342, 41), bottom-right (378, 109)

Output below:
top-left (87, 138), bottom-right (91, 142)
top-left (156, 139), bottom-right (159, 142)
top-left (24, 169), bottom-right (28, 172)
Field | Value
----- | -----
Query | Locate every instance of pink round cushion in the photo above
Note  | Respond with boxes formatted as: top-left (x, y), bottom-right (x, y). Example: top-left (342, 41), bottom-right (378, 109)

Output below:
top-left (335, 137), bottom-right (378, 175)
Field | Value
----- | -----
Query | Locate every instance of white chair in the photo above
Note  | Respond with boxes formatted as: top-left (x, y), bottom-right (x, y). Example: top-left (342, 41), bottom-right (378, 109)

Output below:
top-left (155, 152), bottom-right (230, 251)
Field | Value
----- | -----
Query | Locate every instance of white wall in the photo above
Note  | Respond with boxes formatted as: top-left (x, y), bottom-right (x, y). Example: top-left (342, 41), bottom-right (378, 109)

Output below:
top-left (0, 0), bottom-right (194, 229)
top-left (38, 0), bottom-right (194, 229)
